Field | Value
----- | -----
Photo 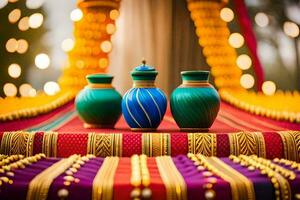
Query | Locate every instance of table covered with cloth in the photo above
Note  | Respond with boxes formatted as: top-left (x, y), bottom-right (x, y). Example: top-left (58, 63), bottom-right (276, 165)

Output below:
top-left (0, 153), bottom-right (300, 200)
top-left (0, 101), bottom-right (300, 160)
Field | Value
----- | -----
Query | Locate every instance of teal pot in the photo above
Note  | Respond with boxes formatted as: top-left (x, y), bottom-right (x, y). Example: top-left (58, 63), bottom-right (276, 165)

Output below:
top-left (75, 74), bottom-right (122, 128)
top-left (170, 71), bottom-right (220, 131)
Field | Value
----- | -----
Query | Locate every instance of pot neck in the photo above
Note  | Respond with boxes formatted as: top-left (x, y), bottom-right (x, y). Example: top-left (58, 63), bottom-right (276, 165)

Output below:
top-left (180, 71), bottom-right (210, 87)
top-left (86, 74), bottom-right (114, 89)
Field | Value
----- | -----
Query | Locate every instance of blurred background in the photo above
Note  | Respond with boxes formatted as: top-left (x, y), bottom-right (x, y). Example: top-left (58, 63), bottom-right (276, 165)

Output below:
top-left (0, 0), bottom-right (299, 97)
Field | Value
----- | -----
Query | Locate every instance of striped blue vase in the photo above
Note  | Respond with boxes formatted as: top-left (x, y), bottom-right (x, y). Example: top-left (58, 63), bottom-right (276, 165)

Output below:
top-left (122, 61), bottom-right (167, 131)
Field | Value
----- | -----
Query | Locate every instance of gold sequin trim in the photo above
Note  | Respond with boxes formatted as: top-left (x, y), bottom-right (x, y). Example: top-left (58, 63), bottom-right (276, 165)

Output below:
top-left (42, 132), bottom-right (58, 157)
top-left (278, 131), bottom-right (300, 162)
top-left (92, 157), bottom-right (119, 200)
top-left (87, 133), bottom-right (122, 157)
top-left (26, 155), bottom-right (80, 200)
top-left (0, 131), bottom-right (36, 156)
top-left (142, 133), bottom-right (170, 156)
top-left (229, 131), bottom-right (266, 157)
top-left (155, 156), bottom-right (187, 200)
top-left (188, 133), bottom-right (217, 156)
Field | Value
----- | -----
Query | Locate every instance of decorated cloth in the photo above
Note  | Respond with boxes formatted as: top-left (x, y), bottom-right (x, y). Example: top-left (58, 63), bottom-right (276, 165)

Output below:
top-left (0, 153), bottom-right (300, 200)
top-left (0, 101), bottom-right (300, 160)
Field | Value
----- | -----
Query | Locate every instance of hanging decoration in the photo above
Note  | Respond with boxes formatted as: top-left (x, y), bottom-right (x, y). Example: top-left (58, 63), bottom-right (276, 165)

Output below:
top-left (186, 0), bottom-right (300, 123)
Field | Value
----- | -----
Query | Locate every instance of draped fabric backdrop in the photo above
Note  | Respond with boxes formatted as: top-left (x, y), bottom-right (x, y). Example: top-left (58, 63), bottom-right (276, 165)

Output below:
top-left (109, 0), bottom-right (206, 96)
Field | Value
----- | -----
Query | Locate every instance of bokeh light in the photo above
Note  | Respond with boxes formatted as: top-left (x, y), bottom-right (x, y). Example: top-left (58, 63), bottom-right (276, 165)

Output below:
top-left (8, 63), bottom-right (21, 78)
top-left (26, 0), bottom-right (45, 9)
top-left (17, 39), bottom-right (29, 54)
top-left (8, 9), bottom-right (21, 24)
top-left (106, 23), bottom-right (116, 34)
top-left (255, 12), bottom-right (269, 28)
top-left (61, 38), bottom-right (74, 52)
top-left (220, 7), bottom-right (234, 22)
top-left (18, 16), bottom-right (29, 31)
top-left (99, 58), bottom-right (109, 69)
top-left (28, 88), bottom-right (37, 97)
top-left (44, 81), bottom-right (60, 96)
top-left (109, 9), bottom-right (119, 20)
top-left (228, 33), bottom-right (244, 48)
top-left (236, 54), bottom-right (252, 70)
top-left (262, 81), bottom-right (276, 96)
top-left (70, 9), bottom-right (83, 22)
top-left (3, 83), bottom-right (17, 97)
top-left (100, 41), bottom-right (112, 53)
top-left (35, 53), bottom-right (50, 69)
top-left (0, 0), bottom-right (8, 9)
top-left (19, 83), bottom-right (32, 97)
top-left (6, 38), bottom-right (18, 53)
top-left (283, 21), bottom-right (299, 38)
top-left (240, 74), bottom-right (255, 89)
top-left (29, 13), bottom-right (43, 29)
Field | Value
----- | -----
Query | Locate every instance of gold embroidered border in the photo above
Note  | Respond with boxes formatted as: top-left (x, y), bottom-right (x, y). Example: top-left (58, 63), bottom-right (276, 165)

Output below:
top-left (92, 157), bottom-right (119, 200)
top-left (199, 155), bottom-right (255, 200)
top-left (0, 131), bottom-right (35, 156)
top-left (229, 131), bottom-right (266, 157)
top-left (87, 133), bottom-right (122, 157)
top-left (142, 133), bottom-right (170, 156)
top-left (26, 155), bottom-right (79, 200)
top-left (155, 156), bottom-right (187, 200)
top-left (278, 131), bottom-right (300, 162)
top-left (188, 133), bottom-right (217, 156)
top-left (42, 132), bottom-right (58, 157)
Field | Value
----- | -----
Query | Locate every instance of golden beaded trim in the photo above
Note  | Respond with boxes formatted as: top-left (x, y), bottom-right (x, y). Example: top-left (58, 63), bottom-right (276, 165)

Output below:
top-left (230, 155), bottom-right (293, 200)
top-left (130, 154), bottom-right (152, 200)
top-left (92, 156), bottom-right (119, 200)
top-left (156, 156), bottom-right (187, 200)
top-left (26, 155), bottom-right (79, 200)
top-left (192, 154), bottom-right (255, 200)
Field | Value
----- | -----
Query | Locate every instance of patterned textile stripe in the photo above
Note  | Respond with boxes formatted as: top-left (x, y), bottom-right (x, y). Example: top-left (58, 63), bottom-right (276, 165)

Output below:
top-left (42, 131), bottom-right (58, 157)
top-left (216, 114), bottom-right (248, 130)
top-left (262, 132), bottom-right (284, 159)
top-left (33, 132), bottom-right (44, 155)
top-left (122, 133), bottom-right (142, 157)
top-left (142, 133), bottom-right (170, 156)
top-left (216, 134), bottom-right (230, 157)
top-left (221, 102), bottom-right (288, 131)
top-left (113, 158), bottom-right (132, 200)
top-left (171, 133), bottom-right (188, 156)
top-left (147, 158), bottom-right (167, 199)
top-left (0, 131), bottom-right (35, 156)
top-left (92, 157), bottom-right (119, 200)
top-left (228, 131), bottom-right (266, 157)
top-left (155, 156), bottom-right (187, 200)
top-left (219, 111), bottom-right (259, 131)
top-left (188, 133), bottom-right (217, 156)
top-left (220, 107), bottom-right (286, 131)
top-left (56, 133), bottom-right (88, 157)
top-left (26, 155), bottom-right (80, 200)
top-left (87, 133), bottom-right (122, 157)
top-left (24, 104), bottom-right (75, 131)
top-left (199, 155), bottom-right (255, 200)
top-left (26, 109), bottom-right (77, 131)
top-left (277, 131), bottom-right (300, 162)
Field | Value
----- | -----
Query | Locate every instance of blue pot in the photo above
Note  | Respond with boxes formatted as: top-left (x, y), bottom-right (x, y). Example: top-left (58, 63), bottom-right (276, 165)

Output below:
top-left (122, 61), bottom-right (167, 131)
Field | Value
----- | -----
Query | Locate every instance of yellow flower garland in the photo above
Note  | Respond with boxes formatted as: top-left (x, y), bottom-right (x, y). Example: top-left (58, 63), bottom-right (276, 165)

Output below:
top-left (187, 0), bottom-right (300, 123)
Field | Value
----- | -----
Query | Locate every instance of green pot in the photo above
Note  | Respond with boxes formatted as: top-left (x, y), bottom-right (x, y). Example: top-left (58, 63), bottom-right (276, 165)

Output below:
top-left (170, 71), bottom-right (220, 131)
top-left (75, 74), bottom-right (122, 128)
